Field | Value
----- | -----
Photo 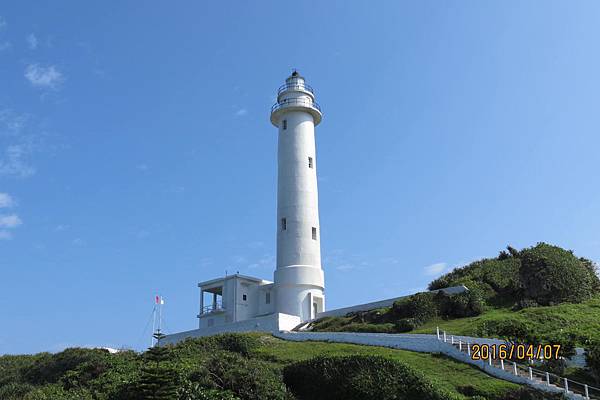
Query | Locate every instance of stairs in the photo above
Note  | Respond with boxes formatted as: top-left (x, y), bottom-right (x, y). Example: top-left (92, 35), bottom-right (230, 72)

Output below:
top-left (439, 332), bottom-right (599, 400)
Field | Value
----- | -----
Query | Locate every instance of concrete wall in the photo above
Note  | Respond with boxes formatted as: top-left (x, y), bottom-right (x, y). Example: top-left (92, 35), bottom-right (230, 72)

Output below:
top-left (162, 313), bottom-right (301, 346)
top-left (316, 285), bottom-right (468, 319)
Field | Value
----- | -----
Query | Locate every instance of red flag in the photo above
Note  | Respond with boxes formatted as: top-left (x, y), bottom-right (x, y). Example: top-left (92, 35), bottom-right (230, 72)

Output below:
top-left (155, 295), bottom-right (160, 304)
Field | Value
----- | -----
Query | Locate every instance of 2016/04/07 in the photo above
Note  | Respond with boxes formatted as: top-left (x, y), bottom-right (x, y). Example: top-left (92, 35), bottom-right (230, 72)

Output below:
top-left (470, 344), bottom-right (562, 361)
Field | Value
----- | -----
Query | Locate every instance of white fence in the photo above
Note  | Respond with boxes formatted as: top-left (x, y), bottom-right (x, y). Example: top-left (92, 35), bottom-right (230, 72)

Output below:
top-left (274, 329), bottom-right (599, 400)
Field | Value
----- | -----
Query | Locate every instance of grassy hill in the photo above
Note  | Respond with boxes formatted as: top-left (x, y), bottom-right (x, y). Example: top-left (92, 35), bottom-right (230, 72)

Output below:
top-left (1, 332), bottom-right (561, 400)
top-left (308, 243), bottom-right (600, 388)
top-left (310, 295), bottom-right (600, 345)
top-left (311, 243), bottom-right (600, 345)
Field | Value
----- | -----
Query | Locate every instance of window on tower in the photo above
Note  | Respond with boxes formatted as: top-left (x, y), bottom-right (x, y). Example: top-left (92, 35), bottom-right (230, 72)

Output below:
top-left (243, 294), bottom-right (247, 301)
top-left (312, 227), bottom-right (317, 240)
top-left (281, 217), bottom-right (287, 231)
top-left (308, 157), bottom-right (313, 168)
top-left (282, 120), bottom-right (287, 130)
top-left (266, 292), bottom-right (271, 304)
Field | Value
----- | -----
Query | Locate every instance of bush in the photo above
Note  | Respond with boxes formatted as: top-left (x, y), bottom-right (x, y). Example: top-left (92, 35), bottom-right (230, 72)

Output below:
top-left (22, 384), bottom-right (94, 400)
top-left (0, 382), bottom-right (35, 400)
top-left (22, 348), bottom-right (111, 386)
top-left (512, 299), bottom-right (539, 311)
top-left (428, 256), bottom-right (521, 305)
top-left (586, 342), bottom-right (600, 384)
top-left (519, 243), bottom-right (599, 305)
top-left (395, 318), bottom-right (417, 333)
top-left (428, 243), bottom-right (600, 308)
top-left (476, 319), bottom-right (530, 345)
top-left (283, 355), bottom-right (457, 400)
top-left (392, 292), bottom-right (438, 324)
top-left (177, 334), bottom-right (260, 357)
top-left (206, 351), bottom-right (287, 400)
top-left (437, 290), bottom-right (484, 318)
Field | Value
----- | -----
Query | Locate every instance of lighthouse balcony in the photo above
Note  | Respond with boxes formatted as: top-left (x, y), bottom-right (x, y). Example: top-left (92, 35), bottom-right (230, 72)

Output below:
top-left (271, 98), bottom-right (322, 126)
top-left (277, 82), bottom-right (314, 96)
top-left (271, 98), bottom-right (321, 113)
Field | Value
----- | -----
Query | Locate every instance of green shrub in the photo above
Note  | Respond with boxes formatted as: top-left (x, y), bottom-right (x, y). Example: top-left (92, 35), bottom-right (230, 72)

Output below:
top-left (390, 292), bottom-right (438, 330)
top-left (585, 342), bottom-right (600, 384)
top-left (500, 386), bottom-right (565, 400)
top-left (519, 243), bottom-right (599, 305)
top-left (476, 319), bottom-right (530, 344)
top-left (283, 355), bottom-right (457, 400)
top-left (437, 290), bottom-right (484, 318)
top-left (428, 256), bottom-right (521, 304)
top-left (0, 382), bottom-right (36, 400)
top-left (22, 384), bottom-right (94, 400)
top-left (177, 380), bottom-right (240, 400)
top-left (429, 243), bottom-right (600, 308)
top-left (206, 351), bottom-right (287, 400)
top-left (395, 318), bottom-right (417, 333)
top-left (22, 348), bottom-right (111, 386)
top-left (177, 334), bottom-right (260, 357)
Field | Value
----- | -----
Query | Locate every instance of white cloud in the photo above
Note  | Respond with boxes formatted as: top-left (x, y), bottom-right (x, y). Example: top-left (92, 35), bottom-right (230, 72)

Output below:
top-left (25, 64), bottom-right (65, 89)
top-left (336, 264), bottom-right (355, 272)
top-left (0, 214), bottom-right (22, 228)
top-left (26, 33), bottom-right (38, 50)
top-left (136, 163), bottom-right (149, 172)
top-left (424, 262), bottom-right (447, 276)
top-left (72, 238), bottom-right (85, 246)
top-left (0, 109), bottom-right (28, 136)
top-left (55, 224), bottom-right (68, 231)
top-left (0, 193), bottom-right (14, 208)
top-left (234, 108), bottom-right (248, 117)
top-left (0, 144), bottom-right (36, 178)
top-left (0, 16), bottom-right (6, 30)
top-left (0, 230), bottom-right (12, 240)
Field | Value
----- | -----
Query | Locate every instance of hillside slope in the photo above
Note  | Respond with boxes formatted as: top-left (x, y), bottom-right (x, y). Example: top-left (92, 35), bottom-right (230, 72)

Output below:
top-left (0, 332), bottom-right (562, 400)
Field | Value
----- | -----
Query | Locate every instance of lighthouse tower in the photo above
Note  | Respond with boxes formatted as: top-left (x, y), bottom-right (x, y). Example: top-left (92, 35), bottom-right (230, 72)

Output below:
top-left (270, 71), bottom-right (325, 322)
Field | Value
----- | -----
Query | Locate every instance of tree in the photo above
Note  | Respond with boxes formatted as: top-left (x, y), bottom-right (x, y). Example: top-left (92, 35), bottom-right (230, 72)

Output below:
top-left (134, 334), bottom-right (178, 400)
top-left (519, 243), bottom-right (599, 305)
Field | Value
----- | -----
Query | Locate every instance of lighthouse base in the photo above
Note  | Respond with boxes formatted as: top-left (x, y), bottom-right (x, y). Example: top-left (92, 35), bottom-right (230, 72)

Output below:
top-left (160, 312), bottom-right (301, 346)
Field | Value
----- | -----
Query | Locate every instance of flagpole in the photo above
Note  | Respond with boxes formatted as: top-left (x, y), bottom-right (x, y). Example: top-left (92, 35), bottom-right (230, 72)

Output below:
top-left (151, 303), bottom-right (156, 347)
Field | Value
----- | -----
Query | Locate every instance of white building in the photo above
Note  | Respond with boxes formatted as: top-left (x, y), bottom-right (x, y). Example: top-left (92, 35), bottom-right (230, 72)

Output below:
top-left (167, 72), bottom-right (326, 341)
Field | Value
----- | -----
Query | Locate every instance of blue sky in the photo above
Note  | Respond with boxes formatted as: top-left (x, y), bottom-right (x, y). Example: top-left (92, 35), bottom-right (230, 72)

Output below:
top-left (1, 1), bottom-right (599, 354)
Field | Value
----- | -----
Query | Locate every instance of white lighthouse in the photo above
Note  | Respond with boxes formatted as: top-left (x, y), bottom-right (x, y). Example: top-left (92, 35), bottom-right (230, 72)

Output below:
top-left (163, 72), bottom-right (327, 342)
top-left (271, 71), bottom-right (325, 321)
top-left (161, 72), bottom-right (470, 344)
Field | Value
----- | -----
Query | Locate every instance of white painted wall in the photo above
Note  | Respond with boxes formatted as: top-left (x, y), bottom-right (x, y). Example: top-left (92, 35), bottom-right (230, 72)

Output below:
top-left (162, 313), bottom-right (301, 346)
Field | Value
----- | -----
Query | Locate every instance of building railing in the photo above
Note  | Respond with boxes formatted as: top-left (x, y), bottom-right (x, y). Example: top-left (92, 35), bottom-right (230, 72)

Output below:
top-left (437, 327), bottom-right (600, 399)
top-left (200, 301), bottom-right (224, 315)
top-left (271, 98), bottom-right (321, 114)
top-left (278, 82), bottom-right (314, 95)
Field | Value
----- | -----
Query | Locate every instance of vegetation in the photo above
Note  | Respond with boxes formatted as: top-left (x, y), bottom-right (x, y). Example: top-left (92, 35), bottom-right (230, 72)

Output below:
top-left (587, 343), bottom-right (600, 385)
top-left (310, 243), bottom-right (600, 343)
top-left (283, 355), bottom-right (458, 400)
top-left (0, 332), bottom-right (560, 400)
